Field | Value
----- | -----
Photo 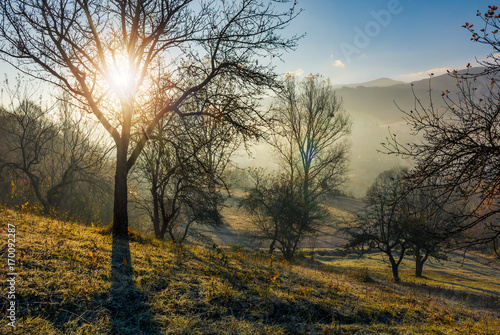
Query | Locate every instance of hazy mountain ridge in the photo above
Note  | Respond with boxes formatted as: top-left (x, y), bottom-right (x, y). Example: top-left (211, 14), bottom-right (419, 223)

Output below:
top-left (334, 78), bottom-right (406, 89)
top-left (337, 67), bottom-right (491, 197)
top-left (338, 67), bottom-right (490, 124)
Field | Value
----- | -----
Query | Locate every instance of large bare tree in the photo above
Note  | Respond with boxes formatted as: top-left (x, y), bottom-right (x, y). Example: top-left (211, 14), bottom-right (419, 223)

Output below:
top-left (346, 168), bottom-right (409, 282)
top-left (0, 0), bottom-right (300, 237)
top-left (241, 74), bottom-right (351, 260)
top-left (271, 74), bottom-right (351, 206)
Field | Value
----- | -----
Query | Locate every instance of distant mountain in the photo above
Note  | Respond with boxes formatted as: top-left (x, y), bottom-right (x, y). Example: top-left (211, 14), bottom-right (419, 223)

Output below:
top-left (334, 78), bottom-right (406, 89)
top-left (336, 67), bottom-right (491, 197)
top-left (337, 68), bottom-right (488, 123)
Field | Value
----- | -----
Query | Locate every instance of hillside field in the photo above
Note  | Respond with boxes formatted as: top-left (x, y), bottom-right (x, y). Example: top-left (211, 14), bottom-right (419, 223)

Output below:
top-left (1, 206), bottom-right (499, 334)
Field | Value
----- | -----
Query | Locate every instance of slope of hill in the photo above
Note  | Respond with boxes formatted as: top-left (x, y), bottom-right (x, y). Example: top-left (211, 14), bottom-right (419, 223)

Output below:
top-left (1, 207), bottom-right (499, 334)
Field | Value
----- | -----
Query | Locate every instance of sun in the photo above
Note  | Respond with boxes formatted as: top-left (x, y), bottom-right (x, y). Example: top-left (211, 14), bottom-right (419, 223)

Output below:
top-left (105, 50), bottom-right (137, 99)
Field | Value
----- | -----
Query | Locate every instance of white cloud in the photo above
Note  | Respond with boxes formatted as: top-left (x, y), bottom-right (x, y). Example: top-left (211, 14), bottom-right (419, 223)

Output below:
top-left (396, 67), bottom-right (452, 82)
top-left (287, 68), bottom-right (304, 77)
top-left (333, 59), bottom-right (345, 68)
top-left (483, 53), bottom-right (500, 63)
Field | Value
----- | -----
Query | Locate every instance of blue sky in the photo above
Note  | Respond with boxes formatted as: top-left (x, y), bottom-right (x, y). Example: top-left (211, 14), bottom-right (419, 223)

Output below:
top-left (0, 1), bottom-right (494, 86)
top-left (276, 0), bottom-right (495, 84)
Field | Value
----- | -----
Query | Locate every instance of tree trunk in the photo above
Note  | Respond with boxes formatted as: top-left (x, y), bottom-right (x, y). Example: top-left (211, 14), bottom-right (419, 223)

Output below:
top-left (151, 174), bottom-right (161, 239)
top-left (113, 98), bottom-right (134, 238)
top-left (414, 247), bottom-right (422, 277)
top-left (415, 249), bottom-right (428, 278)
top-left (415, 258), bottom-right (424, 278)
top-left (152, 207), bottom-right (161, 239)
top-left (388, 254), bottom-right (400, 283)
top-left (268, 239), bottom-right (275, 255)
top-left (269, 222), bottom-right (279, 255)
top-left (26, 172), bottom-right (50, 211)
top-left (112, 144), bottom-right (129, 238)
top-left (168, 227), bottom-right (176, 243)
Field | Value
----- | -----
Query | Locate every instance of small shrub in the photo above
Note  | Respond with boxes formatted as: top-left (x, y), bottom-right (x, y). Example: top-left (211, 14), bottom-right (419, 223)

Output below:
top-left (352, 267), bottom-right (373, 283)
top-left (228, 243), bottom-right (244, 252)
top-left (295, 249), bottom-right (308, 259)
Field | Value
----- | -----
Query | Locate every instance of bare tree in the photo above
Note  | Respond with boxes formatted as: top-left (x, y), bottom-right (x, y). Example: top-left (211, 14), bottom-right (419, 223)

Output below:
top-left (240, 169), bottom-right (311, 260)
top-left (131, 64), bottom-right (250, 243)
top-left (271, 74), bottom-right (351, 205)
top-left (0, 80), bottom-right (112, 217)
top-left (398, 185), bottom-right (457, 277)
top-left (241, 74), bottom-right (351, 260)
top-left (0, 0), bottom-right (301, 238)
top-left (347, 168), bottom-right (460, 280)
top-left (0, 97), bottom-right (57, 209)
top-left (135, 108), bottom-right (239, 243)
top-left (346, 168), bottom-right (409, 282)
top-left (383, 5), bottom-right (500, 256)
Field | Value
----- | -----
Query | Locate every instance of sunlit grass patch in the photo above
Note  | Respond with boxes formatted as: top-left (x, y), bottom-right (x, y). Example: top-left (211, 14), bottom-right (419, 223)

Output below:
top-left (1, 207), bottom-right (499, 334)
top-left (315, 249), bottom-right (500, 296)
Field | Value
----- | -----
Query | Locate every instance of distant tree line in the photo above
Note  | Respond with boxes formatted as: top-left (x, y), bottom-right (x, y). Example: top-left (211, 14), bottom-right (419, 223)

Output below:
top-left (0, 78), bottom-right (114, 222)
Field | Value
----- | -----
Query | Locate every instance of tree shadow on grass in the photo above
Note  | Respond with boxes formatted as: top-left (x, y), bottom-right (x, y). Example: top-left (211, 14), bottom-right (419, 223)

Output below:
top-left (109, 235), bottom-right (160, 334)
top-left (400, 279), bottom-right (500, 310)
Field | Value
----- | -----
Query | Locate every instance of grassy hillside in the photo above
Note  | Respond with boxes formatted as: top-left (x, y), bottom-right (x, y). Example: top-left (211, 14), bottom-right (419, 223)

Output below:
top-left (1, 207), bottom-right (499, 334)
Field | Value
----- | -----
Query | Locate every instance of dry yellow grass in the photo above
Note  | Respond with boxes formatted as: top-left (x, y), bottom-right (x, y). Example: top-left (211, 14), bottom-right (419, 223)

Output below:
top-left (1, 206), bottom-right (499, 334)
